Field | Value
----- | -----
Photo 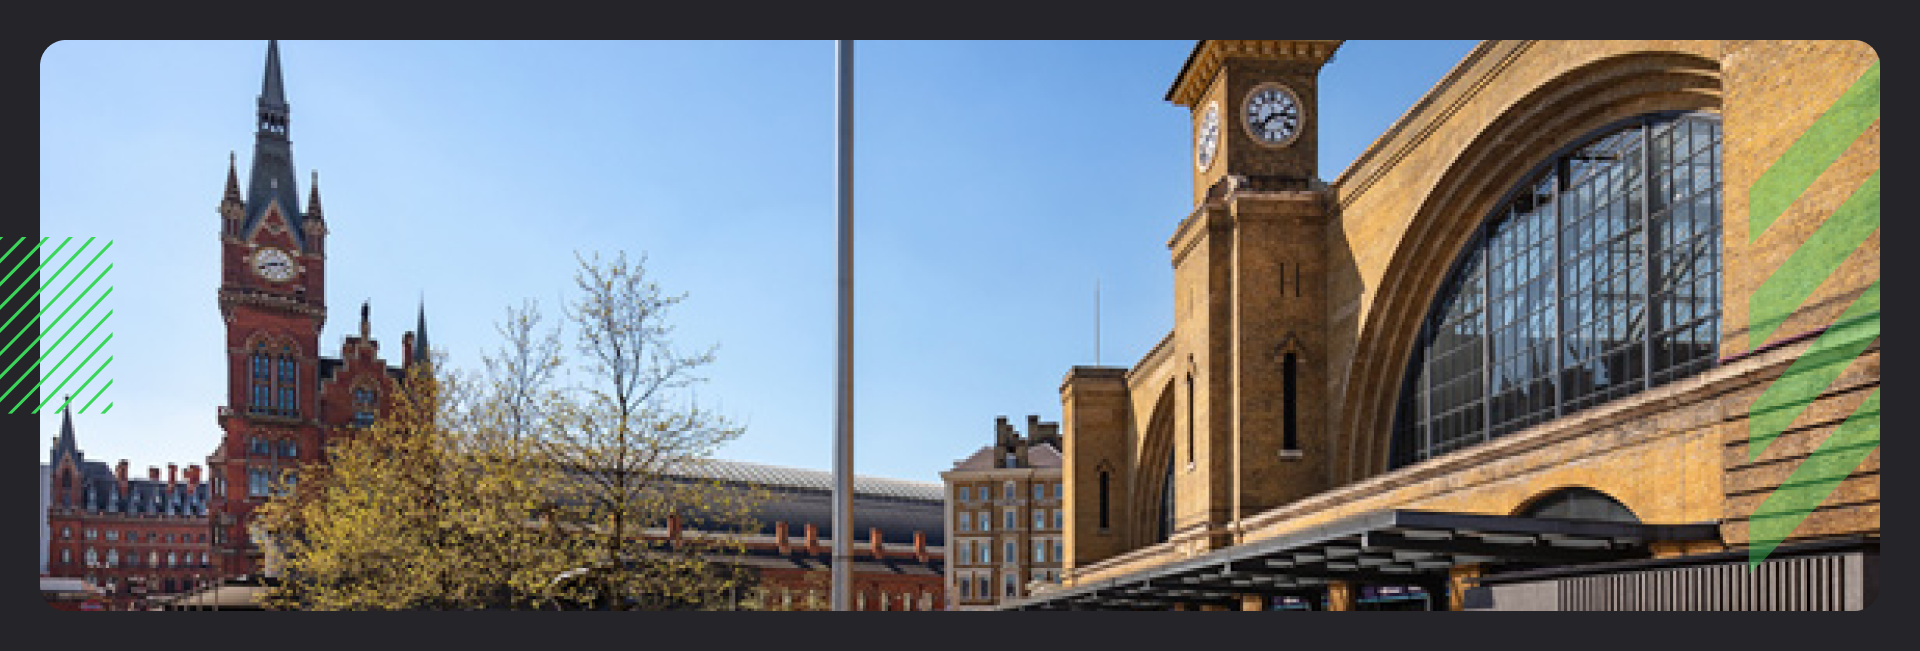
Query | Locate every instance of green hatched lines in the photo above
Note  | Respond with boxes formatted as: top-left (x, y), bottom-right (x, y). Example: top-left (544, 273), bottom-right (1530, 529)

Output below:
top-left (1742, 59), bottom-right (1880, 568)
top-left (0, 237), bottom-right (115, 414)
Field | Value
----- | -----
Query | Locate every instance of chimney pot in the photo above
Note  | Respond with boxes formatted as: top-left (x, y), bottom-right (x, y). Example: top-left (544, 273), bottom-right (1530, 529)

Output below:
top-left (776, 521), bottom-right (791, 555)
top-left (168, 464), bottom-right (178, 486)
top-left (914, 531), bottom-right (929, 563)
top-left (805, 523), bottom-right (819, 556)
top-left (115, 460), bottom-right (128, 483)
top-left (869, 527), bottom-right (884, 559)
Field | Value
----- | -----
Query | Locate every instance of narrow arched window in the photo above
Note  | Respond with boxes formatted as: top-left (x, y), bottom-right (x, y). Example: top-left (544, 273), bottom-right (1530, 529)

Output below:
top-left (1282, 352), bottom-right (1299, 452)
top-left (1185, 373), bottom-right (1196, 465)
top-left (1390, 113), bottom-right (1722, 468)
top-left (1096, 470), bottom-right (1110, 530)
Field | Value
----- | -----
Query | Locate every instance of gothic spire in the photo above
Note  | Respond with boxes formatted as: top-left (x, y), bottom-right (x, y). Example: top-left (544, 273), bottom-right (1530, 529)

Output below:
top-left (223, 151), bottom-right (243, 205)
top-left (261, 39), bottom-right (288, 112)
top-left (414, 298), bottom-right (431, 365)
top-left (52, 397), bottom-right (80, 465)
top-left (243, 40), bottom-right (304, 250)
top-left (306, 169), bottom-right (324, 221)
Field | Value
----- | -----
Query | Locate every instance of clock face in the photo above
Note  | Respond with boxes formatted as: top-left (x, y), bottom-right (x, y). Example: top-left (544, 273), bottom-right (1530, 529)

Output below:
top-left (1243, 83), bottom-right (1303, 147)
top-left (252, 248), bottom-right (297, 282)
top-left (1195, 103), bottom-right (1221, 171)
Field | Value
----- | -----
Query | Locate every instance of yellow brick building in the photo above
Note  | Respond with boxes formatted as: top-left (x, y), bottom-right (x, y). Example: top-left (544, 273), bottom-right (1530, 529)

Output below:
top-left (1010, 40), bottom-right (1878, 611)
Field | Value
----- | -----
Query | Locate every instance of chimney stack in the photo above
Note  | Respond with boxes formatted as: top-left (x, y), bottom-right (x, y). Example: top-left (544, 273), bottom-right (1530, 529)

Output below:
top-left (402, 332), bottom-right (416, 365)
top-left (805, 523), bottom-right (819, 556)
top-left (149, 466), bottom-right (161, 482)
top-left (187, 465), bottom-right (202, 489)
top-left (115, 460), bottom-right (128, 485)
top-left (167, 464), bottom-right (178, 491)
top-left (914, 531), bottom-right (929, 563)
top-left (776, 521), bottom-right (791, 555)
top-left (869, 527), bottom-right (885, 559)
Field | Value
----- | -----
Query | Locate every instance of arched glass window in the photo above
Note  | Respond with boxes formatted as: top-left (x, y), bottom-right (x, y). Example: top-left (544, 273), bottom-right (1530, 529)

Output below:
top-left (1392, 113), bottom-right (1722, 468)
top-left (1519, 487), bottom-right (1639, 523)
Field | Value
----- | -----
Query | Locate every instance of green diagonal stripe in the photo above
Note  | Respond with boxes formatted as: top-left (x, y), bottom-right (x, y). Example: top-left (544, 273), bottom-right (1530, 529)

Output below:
top-left (1747, 281), bottom-right (1878, 461)
top-left (0, 289), bottom-right (110, 406)
top-left (0, 263), bottom-right (111, 379)
top-left (1748, 171), bottom-right (1878, 349)
top-left (1749, 60), bottom-right (1880, 242)
top-left (1746, 388), bottom-right (1879, 568)
top-left (11, 312), bottom-right (108, 413)
top-left (80, 379), bottom-right (111, 414)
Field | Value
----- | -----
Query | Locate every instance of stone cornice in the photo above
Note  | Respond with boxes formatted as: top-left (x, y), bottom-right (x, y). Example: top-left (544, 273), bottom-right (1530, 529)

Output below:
top-left (1166, 40), bottom-right (1344, 107)
top-left (218, 287), bottom-right (325, 320)
top-left (1330, 40), bottom-right (1526, 210)
top-left (1125, 331), bottom-right (1177, 388)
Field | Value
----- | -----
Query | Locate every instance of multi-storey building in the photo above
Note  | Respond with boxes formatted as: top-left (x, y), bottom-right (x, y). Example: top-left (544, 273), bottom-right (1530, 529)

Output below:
top-left (204, 40), bottom-right (427, 578)
top-left (1003, 40), bottom-right (1878, 611)
top-left (940, 416), bottom-right (1065, 610)
top-left (45, 404), bottom-right (214, 609)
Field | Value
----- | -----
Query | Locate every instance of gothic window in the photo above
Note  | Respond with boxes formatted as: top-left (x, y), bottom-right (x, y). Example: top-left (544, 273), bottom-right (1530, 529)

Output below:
top-left (248, 468), bottom-right (272, 497)
top-left (249, 437), bottom-right (270, 456)
top-left (352, 387), bottom-right (379, 428)
top-left (1391, 113), bottom-right (1722, 468)
top-left (250, 342), bottom-right (300, 417)
top-left (282, 439), bottom-right (298, 458)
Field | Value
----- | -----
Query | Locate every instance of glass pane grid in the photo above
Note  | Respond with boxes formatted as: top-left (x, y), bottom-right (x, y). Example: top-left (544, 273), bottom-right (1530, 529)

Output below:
top-left (1391, 114), bottom-right (1720, 467)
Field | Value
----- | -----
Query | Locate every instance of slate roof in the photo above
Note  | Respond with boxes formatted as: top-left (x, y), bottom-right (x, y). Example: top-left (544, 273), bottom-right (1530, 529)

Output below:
top-left (48, 406), bottom-right (210, 518)
top-left (948, 441), bottom-right (1063, 472)
top-left (659, 459), bottom-right (946, 547)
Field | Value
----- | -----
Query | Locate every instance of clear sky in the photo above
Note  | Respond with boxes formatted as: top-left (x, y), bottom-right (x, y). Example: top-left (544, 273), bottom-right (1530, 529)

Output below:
top-left (37, 40), bottom-right (1478, 484)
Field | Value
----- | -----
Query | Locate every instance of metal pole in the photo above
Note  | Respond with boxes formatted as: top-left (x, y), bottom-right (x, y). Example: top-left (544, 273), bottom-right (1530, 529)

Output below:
top-left (832, 38), bottom-right (855, 613)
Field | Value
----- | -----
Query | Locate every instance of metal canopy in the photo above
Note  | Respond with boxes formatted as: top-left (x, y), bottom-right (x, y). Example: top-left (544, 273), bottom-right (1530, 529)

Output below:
top-left (999, 509), bottom-right (1719, 611)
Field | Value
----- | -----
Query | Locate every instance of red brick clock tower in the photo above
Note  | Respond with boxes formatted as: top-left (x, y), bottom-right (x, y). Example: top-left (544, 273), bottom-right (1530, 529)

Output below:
top-left (206, 41), bottom-right (427, 578)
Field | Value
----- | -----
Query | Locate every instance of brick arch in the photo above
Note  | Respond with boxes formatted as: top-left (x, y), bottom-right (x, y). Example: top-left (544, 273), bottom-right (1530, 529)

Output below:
top-left (1127, 381), bottom-right (1177, 547)
top-left (241, 330), bottom-right (303, 356)
top-left (1336, 48), bottom-right (1723, 484)
top-left (1508, 484), bottom-right (1643, 523)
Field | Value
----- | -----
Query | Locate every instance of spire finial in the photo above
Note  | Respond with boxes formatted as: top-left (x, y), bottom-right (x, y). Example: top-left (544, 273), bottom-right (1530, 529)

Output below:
top-left (360, 299), bottom-right (371, 339)
top-left (223, 151), bottom-right (243, 204)
top-left (306, 169), bottom-right (324, 220)
top-left (414, 296), bottom-right (431, 365)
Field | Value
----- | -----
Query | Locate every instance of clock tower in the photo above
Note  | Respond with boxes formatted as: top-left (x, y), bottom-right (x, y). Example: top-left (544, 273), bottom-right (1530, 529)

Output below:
top-left (1163, 40), bottom-right (1340, 552)
top-left (210, 40), bottom-right (329, 577)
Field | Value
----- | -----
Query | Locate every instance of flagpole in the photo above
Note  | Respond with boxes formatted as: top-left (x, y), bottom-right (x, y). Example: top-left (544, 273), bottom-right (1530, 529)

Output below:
top-left (832, 38), bottom-right (856, 613)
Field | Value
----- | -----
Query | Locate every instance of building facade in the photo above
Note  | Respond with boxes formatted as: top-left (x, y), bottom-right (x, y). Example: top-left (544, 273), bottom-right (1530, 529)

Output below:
top-left (45, 405), bottom-right (215, 609)
top-left (1007, 40), bottom-right (1878, 611)
top-left (941, 416), bottom-right (1066, 609)
top-left (205, 40), bottom-right (426, 578)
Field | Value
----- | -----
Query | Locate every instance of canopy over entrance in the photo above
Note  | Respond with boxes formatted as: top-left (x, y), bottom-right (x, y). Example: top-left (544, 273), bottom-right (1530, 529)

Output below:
top-left (998, 509), bottom-right (1719, 610)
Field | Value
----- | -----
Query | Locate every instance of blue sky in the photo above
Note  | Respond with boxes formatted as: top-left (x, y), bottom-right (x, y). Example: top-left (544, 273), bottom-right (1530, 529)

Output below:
top-left (37, 40), bottom-right (1477, 483)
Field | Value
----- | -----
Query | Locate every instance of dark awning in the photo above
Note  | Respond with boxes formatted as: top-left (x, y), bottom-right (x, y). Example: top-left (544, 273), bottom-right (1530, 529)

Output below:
top-left (999, 509), bottom-right (1720, 610)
